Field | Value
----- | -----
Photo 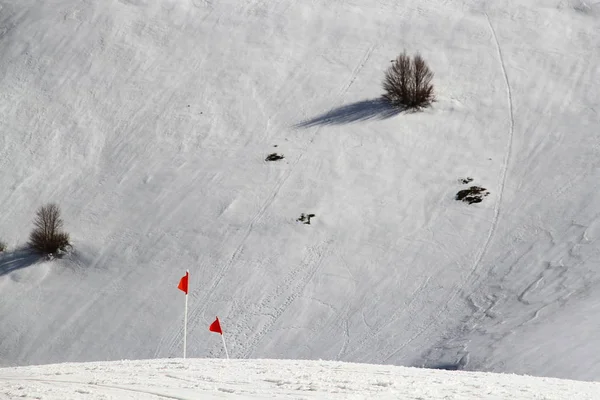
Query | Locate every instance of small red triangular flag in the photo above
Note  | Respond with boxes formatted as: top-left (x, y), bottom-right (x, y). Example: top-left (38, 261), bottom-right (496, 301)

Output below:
top-left (209, 317), bottom-right (222, 335)
top-left (178, 271), bottom-right (189, 294)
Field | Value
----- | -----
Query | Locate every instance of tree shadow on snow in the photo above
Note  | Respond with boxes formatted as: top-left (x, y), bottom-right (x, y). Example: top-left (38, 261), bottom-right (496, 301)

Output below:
top-left (0, 248), bottom-right (44, 276)
top-left (294, 98), bottom-right (403, 128)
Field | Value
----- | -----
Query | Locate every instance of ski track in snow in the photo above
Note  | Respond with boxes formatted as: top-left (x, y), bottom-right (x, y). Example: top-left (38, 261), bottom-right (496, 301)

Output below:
top-left (384, 12), bottom-right (519, 368)
top-left (163, 162), bottom-right (293, 356)
top-left (468, 12), bottom-right (515, 287)
top-left (341, 272), bottom-right (433, 361)
top-left (421, 12), bottom-right (518, 368)
top-left (232, 44), bottom-right (375, 359)
top-left (235, 240), bottom-right (333, 359)
top-left (157, 44), bottom-right (375, 359)
top-left (0, 376), bottom-right (190, 400)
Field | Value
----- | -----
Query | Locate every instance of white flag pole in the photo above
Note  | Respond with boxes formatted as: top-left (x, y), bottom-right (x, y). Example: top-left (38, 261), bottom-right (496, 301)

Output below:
top-left (221, 334), bottom-right (229, 359)
top-left (183, 270), bottom-right (189, 359)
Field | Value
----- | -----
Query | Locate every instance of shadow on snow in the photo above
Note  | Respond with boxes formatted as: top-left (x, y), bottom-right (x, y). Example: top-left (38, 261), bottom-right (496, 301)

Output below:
top-left (294, 98), bottom-right (403, 128)
top-left (0, 248), bottom-right (43, 276)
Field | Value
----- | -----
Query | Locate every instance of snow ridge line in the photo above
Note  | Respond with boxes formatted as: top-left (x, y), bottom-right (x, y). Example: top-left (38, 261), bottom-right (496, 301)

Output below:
top-left (468, 13), bottom-right (515, 279)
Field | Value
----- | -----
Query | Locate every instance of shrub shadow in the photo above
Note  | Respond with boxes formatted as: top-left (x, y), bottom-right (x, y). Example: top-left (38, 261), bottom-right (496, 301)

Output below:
top-left (0, 248), bottom-right (43, 276)
top-left (294, 98), bottom-right (403, 128)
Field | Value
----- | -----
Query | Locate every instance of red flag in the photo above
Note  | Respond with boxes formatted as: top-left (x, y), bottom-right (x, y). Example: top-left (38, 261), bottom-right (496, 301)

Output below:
top-left (209, 317), bottom-right (222, 335)
top-left (178, 271), bottom-right (189, 294)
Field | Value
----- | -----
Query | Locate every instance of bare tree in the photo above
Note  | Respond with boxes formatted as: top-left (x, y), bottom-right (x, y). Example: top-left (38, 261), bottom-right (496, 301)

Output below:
top-left (28, 203), bottom-right (70, 255)
top-left (383, 51), bottom-right (434, 109)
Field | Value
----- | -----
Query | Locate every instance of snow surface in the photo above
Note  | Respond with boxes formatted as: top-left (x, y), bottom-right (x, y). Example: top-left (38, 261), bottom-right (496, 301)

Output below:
top-left (1, 0), bottom-right (600, 386)
top-left (2, 358), bottom-right (600, 400)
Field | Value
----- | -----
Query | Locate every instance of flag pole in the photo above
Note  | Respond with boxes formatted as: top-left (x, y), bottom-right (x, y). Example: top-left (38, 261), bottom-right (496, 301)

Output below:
top-left (183, 270), bottom-right (189, 359)
top-left (221, 334), bottom-right (229, 359)
top-left (209, 316), bottom-right (228, 359)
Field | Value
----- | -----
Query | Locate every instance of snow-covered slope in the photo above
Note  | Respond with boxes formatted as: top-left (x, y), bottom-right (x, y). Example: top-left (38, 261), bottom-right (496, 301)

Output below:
top-left (1, 0), bottom-right (599, 382)
top-left (2, 358), bottom-right (600, 400)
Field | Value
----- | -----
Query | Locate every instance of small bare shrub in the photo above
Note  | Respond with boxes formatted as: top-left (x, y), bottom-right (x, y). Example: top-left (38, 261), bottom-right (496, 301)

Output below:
top-left (383, 51), bottom-right (434, 109)
top-left (265, 153), bottom-right (284, 161)
top-left (297, 213), bottom-right (315, 225)
top-left (456, 186), bottom-right (490, 204)
top-left (0, 240), bottom-right (5, 252)
top-left (28, 204), bottom-right (71, 256)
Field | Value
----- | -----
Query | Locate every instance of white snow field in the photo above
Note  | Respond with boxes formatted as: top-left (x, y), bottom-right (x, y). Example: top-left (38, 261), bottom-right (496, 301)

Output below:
top-left (1, 0), bottom-right (600, 389)
top-left (2, 358), bottom-right (600, 400)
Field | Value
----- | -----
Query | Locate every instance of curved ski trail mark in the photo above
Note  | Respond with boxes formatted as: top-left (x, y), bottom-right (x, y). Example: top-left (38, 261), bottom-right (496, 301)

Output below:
top-left (467, 14), bottom-right (515, 279)
top-left (419, 15), bottom-right (518, 361)
top-left (410, 15), bottom-right (518, 367)
top-left (336, 316), bottom-right (351, 360)
top-left (344, 23), bottom-right (516, 362)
